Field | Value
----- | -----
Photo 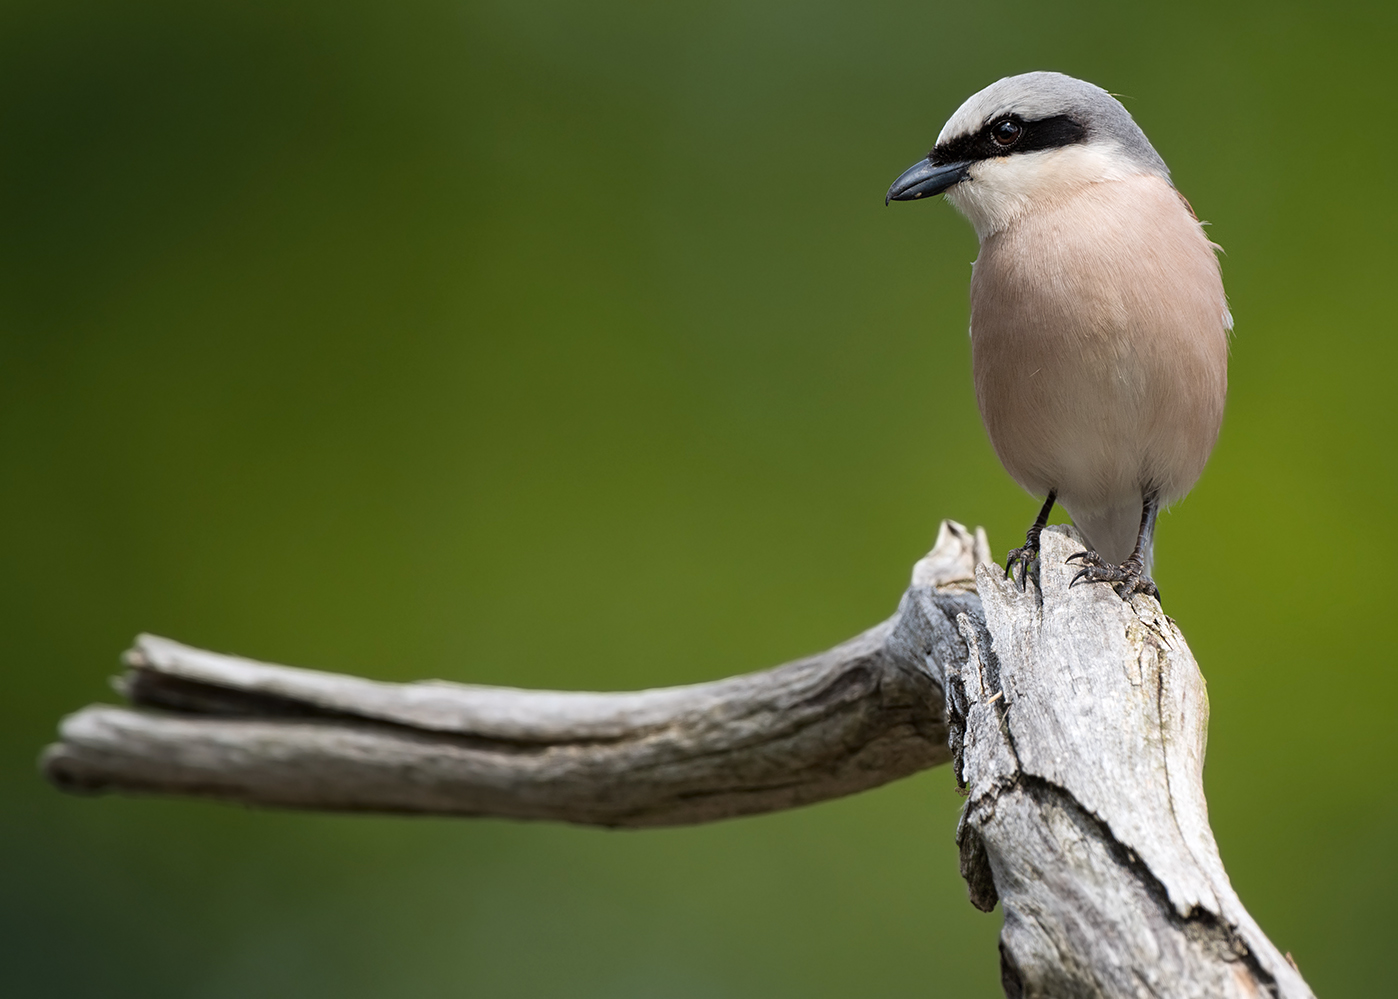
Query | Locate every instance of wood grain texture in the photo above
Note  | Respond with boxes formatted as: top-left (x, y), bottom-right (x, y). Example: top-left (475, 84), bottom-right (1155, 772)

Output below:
top-left (948, 526), bottom-right (1314, 998)
top-left (40, 519), bottom-right (1317, 996)
top-left (43, 522), bottom-right (987, 827)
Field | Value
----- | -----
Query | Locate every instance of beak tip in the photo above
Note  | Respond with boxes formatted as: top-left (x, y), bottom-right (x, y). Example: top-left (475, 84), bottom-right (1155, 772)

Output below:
top-left (886, 158), bottom-right (970, 205)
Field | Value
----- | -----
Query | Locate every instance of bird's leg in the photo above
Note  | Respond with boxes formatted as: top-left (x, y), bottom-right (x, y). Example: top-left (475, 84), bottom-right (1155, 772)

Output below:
top-left (1004, 491), bottom-right (1056, 589)
top-left (1066, 497), bottom-right (1161, 601)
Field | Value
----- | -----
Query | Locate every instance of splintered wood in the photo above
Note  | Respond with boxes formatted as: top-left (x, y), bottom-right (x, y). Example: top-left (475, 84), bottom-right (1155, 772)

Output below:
top-left (43, 521), bottom-right (1314, 998)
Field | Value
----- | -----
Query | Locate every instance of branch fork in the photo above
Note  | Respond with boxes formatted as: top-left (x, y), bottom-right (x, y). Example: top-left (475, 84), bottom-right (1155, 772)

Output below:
top-left (42, 520), bottom-right (1315, 998)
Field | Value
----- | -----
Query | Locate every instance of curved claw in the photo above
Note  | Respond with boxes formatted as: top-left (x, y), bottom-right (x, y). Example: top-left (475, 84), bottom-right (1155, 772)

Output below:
top-left (1064, 550), bottom-right (1097, 565)
top-left (1065, 554), bottom-right (1160, 602)
top-left (1004, 547), bottom-right (1038, 591)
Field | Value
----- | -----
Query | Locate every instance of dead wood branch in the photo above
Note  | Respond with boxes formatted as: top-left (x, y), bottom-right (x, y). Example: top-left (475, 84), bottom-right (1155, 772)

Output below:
top-left (41, 519), bottom-right (1316, 997)
top-left (43, 522), bottom-right (986, 827)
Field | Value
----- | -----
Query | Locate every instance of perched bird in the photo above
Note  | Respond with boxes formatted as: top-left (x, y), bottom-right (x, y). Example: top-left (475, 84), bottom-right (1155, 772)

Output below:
top-left (886, 72), bottom-right (1229, 598)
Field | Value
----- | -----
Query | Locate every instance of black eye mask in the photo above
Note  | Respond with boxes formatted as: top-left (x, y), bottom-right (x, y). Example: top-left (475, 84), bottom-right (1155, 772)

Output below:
top-left (931, 114), bottom-right (1089, 167)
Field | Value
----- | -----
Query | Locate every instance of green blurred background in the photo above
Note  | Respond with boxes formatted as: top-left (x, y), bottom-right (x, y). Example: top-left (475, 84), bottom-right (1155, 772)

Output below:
top-left (2, 0), bottom-right (1393, 995)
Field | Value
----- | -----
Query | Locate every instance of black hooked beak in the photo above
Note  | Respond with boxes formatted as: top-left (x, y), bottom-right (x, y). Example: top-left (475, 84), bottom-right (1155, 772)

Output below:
top-left (885, 158), bottom-right (971, 205)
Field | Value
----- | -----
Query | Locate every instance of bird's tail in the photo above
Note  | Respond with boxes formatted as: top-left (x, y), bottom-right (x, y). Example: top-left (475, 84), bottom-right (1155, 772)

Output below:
top-left (1071, 502), bottom-right (1156, 570)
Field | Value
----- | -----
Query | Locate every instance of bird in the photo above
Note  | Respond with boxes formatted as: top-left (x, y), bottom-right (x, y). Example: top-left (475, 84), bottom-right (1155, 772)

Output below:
top-left (885, 71), bottom-right (1229, 599)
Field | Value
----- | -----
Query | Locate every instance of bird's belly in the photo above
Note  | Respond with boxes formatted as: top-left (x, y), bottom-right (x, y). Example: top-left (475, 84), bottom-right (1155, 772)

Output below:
top-left (973, 335), bottom-right (1151, 508)
top-left (970, 291), bottom-right (1226, 520)
top-left (967, 180), bottom-right (1229, 523)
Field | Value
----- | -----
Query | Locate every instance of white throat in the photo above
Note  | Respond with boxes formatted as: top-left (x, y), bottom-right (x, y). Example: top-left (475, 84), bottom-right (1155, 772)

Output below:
top-left (945, 142), bottom-right (1152, 240)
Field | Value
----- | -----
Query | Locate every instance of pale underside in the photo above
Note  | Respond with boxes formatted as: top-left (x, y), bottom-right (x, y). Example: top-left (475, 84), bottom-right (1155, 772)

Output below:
top-left (965, 172), bottom-right (1228, 564)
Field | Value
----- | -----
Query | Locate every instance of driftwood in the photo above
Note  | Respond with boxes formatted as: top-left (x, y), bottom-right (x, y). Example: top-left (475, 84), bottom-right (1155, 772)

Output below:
top-left (950, 530), bottom-right (1312, 998)
top-left (42, 520), bottom-right (1316, 998)
top-left (41, 521), bottom-right (987, 826)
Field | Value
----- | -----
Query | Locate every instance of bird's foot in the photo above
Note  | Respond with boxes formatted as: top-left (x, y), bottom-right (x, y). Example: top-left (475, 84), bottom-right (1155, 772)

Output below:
top-left (1065, 551), bottom-right (1160, 601)
top-left (1004, 542), bottom-right (1041, 590)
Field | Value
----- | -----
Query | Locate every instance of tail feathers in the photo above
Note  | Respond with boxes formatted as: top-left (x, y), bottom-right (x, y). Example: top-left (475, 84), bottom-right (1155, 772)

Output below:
top-left (1070, 503), bottom-right (1156, 569)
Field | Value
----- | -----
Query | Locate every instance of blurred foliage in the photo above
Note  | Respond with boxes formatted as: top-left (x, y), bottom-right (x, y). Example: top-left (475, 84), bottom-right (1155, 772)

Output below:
top-left (1, 0), bottom-right (1394, 995)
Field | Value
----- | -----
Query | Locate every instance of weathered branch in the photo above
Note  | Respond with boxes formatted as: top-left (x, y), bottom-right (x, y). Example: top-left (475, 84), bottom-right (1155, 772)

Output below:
top-left (41, 519), bottom-right (1318, 997)
top-left (948, 528), bottom-right (1314, 998)
top-left (42, 521), bottom-right (987, 827)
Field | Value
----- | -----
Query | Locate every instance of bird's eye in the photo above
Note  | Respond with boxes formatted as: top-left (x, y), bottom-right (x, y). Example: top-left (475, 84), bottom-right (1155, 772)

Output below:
top-left (992, 119), bottom-right (1022, 146)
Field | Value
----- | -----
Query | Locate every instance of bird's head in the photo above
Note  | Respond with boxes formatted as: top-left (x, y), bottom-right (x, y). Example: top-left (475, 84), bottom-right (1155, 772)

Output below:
top-left (886, 72), bottom-right (1169, 239)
